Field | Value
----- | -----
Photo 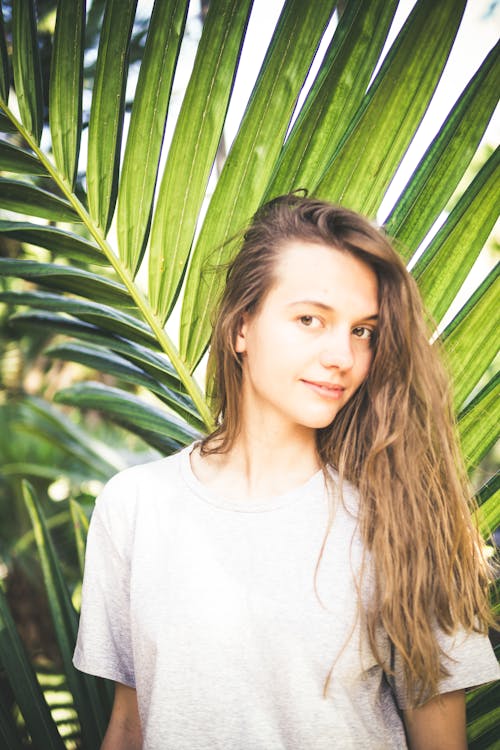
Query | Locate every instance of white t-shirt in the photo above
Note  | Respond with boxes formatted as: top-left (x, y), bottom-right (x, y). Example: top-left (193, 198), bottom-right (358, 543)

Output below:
top-left (73, 444), bottom-right (499, 749)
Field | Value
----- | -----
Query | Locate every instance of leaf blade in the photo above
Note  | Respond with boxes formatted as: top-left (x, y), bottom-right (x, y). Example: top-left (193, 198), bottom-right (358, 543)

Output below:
top-left (0, 584), bottom-right (66, 750)
top-left (414, 147), bottom-right (500, 323)
top-left (265, 0), bottom-right (398, 197)
top-left (0, 221), bottom-right (106, 265)
top-left (117, 0), bottom-right (189, 273)
top-left (0, 179), bottom-right (79, 223)
top-left (180, 0), bottom-right (337, 367)
top-left (147, 0), bottom-right (253, 318)
top-left (49, 0), bottom-right (86, 187)
top-left (314, 0), bottom-right (466, 214)
top-left (11, 0), bottom-right (43, 143)
top-left (440, 266), bottom-right (499, 410)
top-left (385, 41), bottom-right (500, 255)
top-left (87, 0), bottom-right (137, 233)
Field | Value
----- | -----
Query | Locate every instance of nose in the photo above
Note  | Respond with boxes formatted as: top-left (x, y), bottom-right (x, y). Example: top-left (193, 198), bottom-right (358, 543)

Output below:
top-left (319, 328), bottom-right (354, 371)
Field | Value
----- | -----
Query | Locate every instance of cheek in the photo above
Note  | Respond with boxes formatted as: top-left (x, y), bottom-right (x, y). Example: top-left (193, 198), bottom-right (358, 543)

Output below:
top-left (357, 348), bottom-right (374, 383)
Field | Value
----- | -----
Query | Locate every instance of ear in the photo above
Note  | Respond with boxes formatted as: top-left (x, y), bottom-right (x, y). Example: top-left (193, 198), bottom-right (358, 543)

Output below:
top-left (234, 314), bottom-right (248, 354)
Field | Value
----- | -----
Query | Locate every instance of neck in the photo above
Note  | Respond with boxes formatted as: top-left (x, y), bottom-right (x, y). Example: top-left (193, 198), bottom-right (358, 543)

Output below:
top-left (200, 408), bottom-right (320, 502)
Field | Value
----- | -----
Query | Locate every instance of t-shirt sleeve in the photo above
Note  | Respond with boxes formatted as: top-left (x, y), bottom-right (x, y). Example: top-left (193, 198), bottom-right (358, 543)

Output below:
top-left (393, 628), bottom-right (500, 709)
top-left (72, 473), bottom-right (136, 688)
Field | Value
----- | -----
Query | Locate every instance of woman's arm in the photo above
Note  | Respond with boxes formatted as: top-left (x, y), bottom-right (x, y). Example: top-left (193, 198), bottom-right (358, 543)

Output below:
top-left (402, 689), bottom-right (467, 750)
top-left (101, 682), bottom-right (142, 750)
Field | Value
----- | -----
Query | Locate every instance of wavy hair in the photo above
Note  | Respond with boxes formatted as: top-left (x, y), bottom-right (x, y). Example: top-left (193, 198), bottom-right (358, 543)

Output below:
top-left (201, 193), bottom-right (494, 704)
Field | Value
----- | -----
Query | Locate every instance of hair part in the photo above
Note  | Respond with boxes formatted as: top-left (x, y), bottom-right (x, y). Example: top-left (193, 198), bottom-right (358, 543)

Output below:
top-left (201, 193), bottom-right (494, 704)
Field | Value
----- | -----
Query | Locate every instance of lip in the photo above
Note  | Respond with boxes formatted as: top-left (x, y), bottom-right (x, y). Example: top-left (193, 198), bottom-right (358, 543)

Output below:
top-left (301, 379), bottom-right (346, 399)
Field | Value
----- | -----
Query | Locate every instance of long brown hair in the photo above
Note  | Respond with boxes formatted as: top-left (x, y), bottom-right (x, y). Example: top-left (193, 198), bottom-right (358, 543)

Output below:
top-left (201, 194), bottom-right (494, 704)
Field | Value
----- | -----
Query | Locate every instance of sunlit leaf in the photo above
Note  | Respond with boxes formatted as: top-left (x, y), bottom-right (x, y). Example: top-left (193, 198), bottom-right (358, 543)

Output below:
top-left (266, 0), bottom-right (398, 197)
top-left (87, 0), bottom-right (137, 232)
top-left (148, 0), bottom-right (253, 319)
top-left (0, 5), bottom-right (9, 102)
top-left (440, 266), bottom-right (499, 410)
top-left (11, 0), bottom-right (43, 143)
top-left (181, 0), bottom-right (337, 367)
top-left (50, 0), bottom-right (85, 187)
top-left (385, 41), bottom-right (500, 256)
top-left (458, 374), bottom-right (499, 472)
top-left (415, 147), bottom-right (500, 323)
top-left (117, 0), bottom-right (189, 274)
top-left (314, 0), bottom-right (466, 214)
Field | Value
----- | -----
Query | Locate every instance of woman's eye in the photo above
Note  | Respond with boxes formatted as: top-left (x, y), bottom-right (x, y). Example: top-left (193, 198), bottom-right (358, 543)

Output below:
top-left (299, 315), bottom-right (318, 327)
top-left (352, 326), bottom-right (374, 340)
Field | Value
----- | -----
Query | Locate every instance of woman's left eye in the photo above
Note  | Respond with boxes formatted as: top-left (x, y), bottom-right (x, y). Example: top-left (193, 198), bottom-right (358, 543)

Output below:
top-left (298, 315), bottom-right (320, 328)
top-left (352, 326), bottom-right (374, 340)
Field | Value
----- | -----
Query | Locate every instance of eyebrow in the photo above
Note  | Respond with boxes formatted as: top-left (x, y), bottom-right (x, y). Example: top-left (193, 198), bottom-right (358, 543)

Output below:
top-left (287, 300), bottom-right (379, 320)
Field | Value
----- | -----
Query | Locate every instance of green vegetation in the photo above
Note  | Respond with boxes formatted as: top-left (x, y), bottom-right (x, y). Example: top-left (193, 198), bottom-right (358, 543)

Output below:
top-left (0, 0), bottom-right (498, 746)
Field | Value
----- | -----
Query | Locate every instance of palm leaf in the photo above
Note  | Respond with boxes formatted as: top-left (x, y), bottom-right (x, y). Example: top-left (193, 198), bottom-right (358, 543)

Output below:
top-left (0, 584), bottom-right (66, 749)
top-left (117, 0), bottom-right (189, 274)
top-left (22, 480), bottom-right (111, 747)
top-left (11, 0), bottom-right (43, 144)
top-left (414, 148), bottom-right (500, 323)
top-left (49, 0), bottom-right (86, 188)
top-left (148, 0), bottom-right (253, 319)
top-left (87, 0), bottom-right (137, 232)
top-left (266, 0), bottom-right (398, 197)
top-left (385, 40), bottom-right (500, 254)
top-left (180, 0), bottom-right (337, 367)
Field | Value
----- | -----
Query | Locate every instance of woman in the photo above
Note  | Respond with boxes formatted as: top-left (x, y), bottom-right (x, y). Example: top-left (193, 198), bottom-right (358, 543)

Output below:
top-left (74, 195), bottom-right (499, 749)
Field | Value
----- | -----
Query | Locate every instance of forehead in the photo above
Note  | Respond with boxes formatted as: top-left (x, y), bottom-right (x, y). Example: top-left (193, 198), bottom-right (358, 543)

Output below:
top-left (267, 240), bottom-right (379, 312)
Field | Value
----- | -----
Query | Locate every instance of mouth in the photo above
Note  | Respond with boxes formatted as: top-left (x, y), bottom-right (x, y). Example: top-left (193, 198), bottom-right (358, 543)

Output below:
top-left (301, 380), bottom-right (346, 399)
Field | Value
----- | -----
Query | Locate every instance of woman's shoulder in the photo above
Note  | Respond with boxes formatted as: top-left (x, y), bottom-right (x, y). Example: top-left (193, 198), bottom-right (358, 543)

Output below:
top-left (93, 443), bottom-right (193, 519)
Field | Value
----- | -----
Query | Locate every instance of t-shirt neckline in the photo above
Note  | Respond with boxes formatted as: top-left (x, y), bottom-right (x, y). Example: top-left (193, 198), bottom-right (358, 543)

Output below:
top-left (178, 442), bottom-right (326, 513)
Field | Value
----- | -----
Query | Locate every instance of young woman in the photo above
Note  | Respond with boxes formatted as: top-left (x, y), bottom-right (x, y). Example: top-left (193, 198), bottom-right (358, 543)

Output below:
top-left (74, 195), bottom-right (499, 749)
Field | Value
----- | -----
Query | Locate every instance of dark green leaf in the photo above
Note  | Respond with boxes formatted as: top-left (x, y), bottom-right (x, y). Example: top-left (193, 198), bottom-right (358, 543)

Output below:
top-left (117, 0), bottom-right (189, 274)
top-left (46, 341), bottom-right (204, 429)
top-left (181, 0), bottom-right (337, 367)
top-left (458, 374), bottom-right (499, 473)
top-left (473, 474), bottom-right (500, 541)
top-left (0, 139), bottom-right (47, 175)
top-left (0, 290), bottom-right (158, 348)
top-left (50, 0), bottom-right (86, 187)
top-left (8, 311), bottom-right (183, 391)
top-left (385, 41), bottom-right (500, 256)
top-left (69, 498), bottom-right (89, 578)
top-left (0, 179), bottom-right (79, 223)
top-left (0, 695), bottom-right (24, 750)
top-left (12, 395), bottom-right (123, 479)
top-left (440, 265), bottom-right (499, 410)
top-left (148, 0), bottom-right (253, 318)
top-left (0, 258), bottom-right (133, 307)
top-left (55, 381), bottom-right (202, 452)
top-left (314, 0), bottom-right (466, 214)
top-left (0, 584), bottom-right (65, 750)
top-left (87, 0), bottom-right (137, 232)
top-left (0, 221), bottom-right (106, 265)
top-left (11, 0), bottom-right (43, 143)
top-left (266, 0), bottom-right (398, 197)
top-left (415, 148), bottom-right (500, 323)
top-left (22, 480), bottom-right (109, 746)
top-left (0, 112), bottom-right (18, 134)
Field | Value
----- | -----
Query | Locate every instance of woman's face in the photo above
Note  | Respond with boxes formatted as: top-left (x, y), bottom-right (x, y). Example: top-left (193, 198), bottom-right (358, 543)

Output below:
top-left (235, 240), bottom-right (379, 435)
